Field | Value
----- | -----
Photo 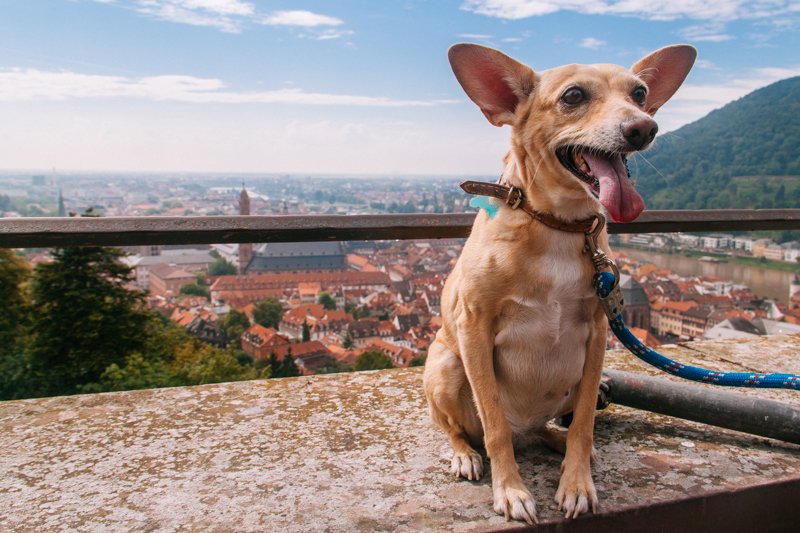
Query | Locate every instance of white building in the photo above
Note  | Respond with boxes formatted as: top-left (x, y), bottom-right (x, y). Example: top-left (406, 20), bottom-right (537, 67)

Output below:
top-left (700, 234), bottom-right (733, 249)
top-left (782, 242), bottom-right (800, 263)
top-left (733, 236), bottom-right (754, 252)
top-left (676, 233), bottom-right (700, 247)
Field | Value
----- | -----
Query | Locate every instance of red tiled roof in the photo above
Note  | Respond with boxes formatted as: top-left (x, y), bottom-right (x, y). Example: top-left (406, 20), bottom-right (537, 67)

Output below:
top-left (243, 324), bottom-right (290, 347)
top-left (271, 341), bottom-right (330, 360)
top-left (361, 339), bottom-right (415, 367)
top-left (282, 304), bottom-right (352, 326)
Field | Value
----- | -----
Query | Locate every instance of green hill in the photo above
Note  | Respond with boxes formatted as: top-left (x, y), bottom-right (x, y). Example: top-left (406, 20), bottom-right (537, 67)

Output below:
top-left (632, 76), bottom-right (800, 210)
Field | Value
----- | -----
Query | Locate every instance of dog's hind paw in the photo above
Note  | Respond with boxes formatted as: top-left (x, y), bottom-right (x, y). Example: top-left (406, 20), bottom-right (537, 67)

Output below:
top-left (555, 467), bottom-right (598, 519)
top-left (450, 449), bottom-right (483, 481)
top-left (493, 481), bottom-right (538, 525)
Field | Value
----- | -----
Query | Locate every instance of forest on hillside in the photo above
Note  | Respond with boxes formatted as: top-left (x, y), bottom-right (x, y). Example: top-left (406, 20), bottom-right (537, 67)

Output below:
top-left (632, 76), bottom-right (800, 210)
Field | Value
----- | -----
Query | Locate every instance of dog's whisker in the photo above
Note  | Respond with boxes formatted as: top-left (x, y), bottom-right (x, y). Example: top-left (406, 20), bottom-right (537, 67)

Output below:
top-left (632, 152), bottom-right (669, 182)
top-left (531, 157), bottom-right (545, 183)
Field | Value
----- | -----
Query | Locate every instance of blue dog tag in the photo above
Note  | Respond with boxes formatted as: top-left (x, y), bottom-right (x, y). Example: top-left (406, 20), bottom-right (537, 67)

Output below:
top-left (470, 196), bottom-right (499, 218)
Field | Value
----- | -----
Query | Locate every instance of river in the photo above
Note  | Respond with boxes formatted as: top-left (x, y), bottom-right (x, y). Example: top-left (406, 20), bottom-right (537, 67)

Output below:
top-left (619, 248), bottom-right (798, 304)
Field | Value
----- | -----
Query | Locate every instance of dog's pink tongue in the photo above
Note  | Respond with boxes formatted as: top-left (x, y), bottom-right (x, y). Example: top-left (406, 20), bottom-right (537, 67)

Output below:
top-left (582, 153), bottom-right (645, 223)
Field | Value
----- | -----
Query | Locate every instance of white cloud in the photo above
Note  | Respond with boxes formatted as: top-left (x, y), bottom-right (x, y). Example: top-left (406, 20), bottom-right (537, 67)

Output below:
top-left (113, 0), bottom-right (256, 32)
top-left (0, 68), bottom-right (458, 107)
top-left (312, 28), bottom-right (355, 41)
top-left (579, 37), bottom-right (606, 49)
top-left (694, 59), bottom-right (719, 69)
top-left (679, 22), bottom-right (734, 42)
top-left (94, 2), bottom-right (349, 36)
top-left (461, 1), bottom-right (797, 22)
top-left (261, 10), bottom-right (343, 27)
top-left (261, 10), bottom-right (351, 40)
top-left (457, 33), bottom-right (493, 39)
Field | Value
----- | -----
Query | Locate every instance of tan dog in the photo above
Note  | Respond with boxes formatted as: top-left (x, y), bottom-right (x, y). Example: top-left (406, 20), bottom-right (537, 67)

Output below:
top-left (423, 44), bottom-right (695, 523)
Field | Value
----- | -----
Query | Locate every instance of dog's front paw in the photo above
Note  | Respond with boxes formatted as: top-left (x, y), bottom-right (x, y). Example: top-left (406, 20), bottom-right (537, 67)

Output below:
top-left (450, 449), bottom-right (483, 481)
top-left (492, 479), bottom-right (538, 524)
top-left (555, 464), bottom-right (598, 519)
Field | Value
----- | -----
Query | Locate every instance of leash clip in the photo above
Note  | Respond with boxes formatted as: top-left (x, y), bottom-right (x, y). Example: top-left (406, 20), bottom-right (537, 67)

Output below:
top-left (585, 214), bottom-right (624, 319)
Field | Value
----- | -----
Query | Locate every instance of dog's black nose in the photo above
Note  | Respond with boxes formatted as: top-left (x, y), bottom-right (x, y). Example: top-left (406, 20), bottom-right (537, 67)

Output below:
top-left (621, 118), bottom-right (658, 150)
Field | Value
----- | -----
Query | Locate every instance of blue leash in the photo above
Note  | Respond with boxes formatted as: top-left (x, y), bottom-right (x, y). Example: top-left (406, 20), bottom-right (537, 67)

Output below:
top-left (594, 271), bottom-right (800, 390)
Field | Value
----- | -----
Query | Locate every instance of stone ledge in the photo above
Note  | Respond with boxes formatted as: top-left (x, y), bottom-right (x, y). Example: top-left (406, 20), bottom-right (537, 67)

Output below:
top-left (2, 335), bottom-right (799, 532)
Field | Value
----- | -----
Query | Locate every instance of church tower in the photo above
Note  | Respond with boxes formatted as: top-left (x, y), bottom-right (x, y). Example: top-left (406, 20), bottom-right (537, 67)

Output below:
top-left (238, 184), bottom-right (253, 275)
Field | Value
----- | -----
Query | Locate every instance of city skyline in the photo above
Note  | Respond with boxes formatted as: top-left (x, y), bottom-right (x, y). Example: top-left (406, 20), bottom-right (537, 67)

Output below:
top-left (1, 1), bottom-right (799, 174)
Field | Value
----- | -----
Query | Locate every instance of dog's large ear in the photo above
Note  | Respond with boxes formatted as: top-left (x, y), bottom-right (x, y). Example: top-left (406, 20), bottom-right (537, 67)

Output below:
top-left (631, 45), bottom-right (696, 116)
top-left (449, 44), bottom-right (536, 127)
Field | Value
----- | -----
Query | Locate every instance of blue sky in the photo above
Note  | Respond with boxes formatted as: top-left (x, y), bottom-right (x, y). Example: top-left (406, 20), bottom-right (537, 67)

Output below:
top-left (1, 0), bottom-right (798, 174)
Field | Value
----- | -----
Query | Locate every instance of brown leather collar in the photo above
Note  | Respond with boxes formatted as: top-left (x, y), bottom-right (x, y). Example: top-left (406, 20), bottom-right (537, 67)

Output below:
top-left (460, 180), bottom-right (598, 233)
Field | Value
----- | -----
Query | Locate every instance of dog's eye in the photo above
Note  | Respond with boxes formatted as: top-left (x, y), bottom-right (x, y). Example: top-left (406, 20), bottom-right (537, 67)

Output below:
top-left (561, 87), bottom-right (587, 106)
top-left (631, 86), bottom-right (647, 106)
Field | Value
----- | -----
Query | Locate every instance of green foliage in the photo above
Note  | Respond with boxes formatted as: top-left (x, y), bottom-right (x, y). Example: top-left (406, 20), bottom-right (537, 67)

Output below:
top-left (267, 350), bottom-right (300, 378)
top-left (1, 249), bottom-right (260, 400)
top-left (409, 353), bottom-right (427, 367)
top-left (342, 332), bottom-right (354, 349)
top-left (88, 352), bottom-right (176, 392)
top-left (302, 321), bottom-right (311, 342)
top-left (171, 341), bottom-right (257, 385)
top-left (26, 247), bottom-right (152, 397)
top-left (0, 249), bottom-right (31, 399)
top-left (318, 291), bottom-right (336, 310)
top-left (179, 283), bottom-right (210, 299)
top-left (209, 256), bottom-right (236, 276)
top-left (90, 325), bottom-right (257, 392)
top-left (253, 297), bottom-right (283, 329)
top-left (634, 76), bottom-right (800, 212)
top-left (354, 350), bottom-right (394, 371)
top-left (345, 302), bottom-right (370, 320)
top-left (315, 357), bottom-right (352, 374)
top-left (220, 309), bottom-right (250, 349)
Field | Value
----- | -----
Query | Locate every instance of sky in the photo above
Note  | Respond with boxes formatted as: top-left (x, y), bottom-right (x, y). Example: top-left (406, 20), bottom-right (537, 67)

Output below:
top-left (1, 0), bottom-right (799, 175)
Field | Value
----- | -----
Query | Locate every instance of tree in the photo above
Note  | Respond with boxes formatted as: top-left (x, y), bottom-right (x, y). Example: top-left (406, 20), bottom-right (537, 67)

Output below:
top-left (316, 357), bottom-right (352, 374)
top-left (409, 353), bottom-right (427, 367)
top-left (342, 332), bottom-right (354, 349)
top-left (354, 350), bottom-right (394, 371)
top-left (180, 283), bottom-right (210, 299)
top-left (209, 257), bottom-right (236, 276)
top-left (171, 340), bottom-right (257, 385)
top-left (88, 352), bottom-right (176, 392)
top-left (318, 291), bottom-right (336, 310)
top-left (0, 249), bottom-right (31, 400)
top-left (221, 309), bottom-right (250, 349)
top-left (253, 297), bottom-right (283, 329)
top-left (302, 321), bottom-right (311, 342)
top-left (27, 246), bottom-right (152, 397)
top-left (279, 350), bottom-right (301, 378)
top-left (268, 348), bottom-right (301, 378)
top-left (86, 321), bottom-right (259, 393)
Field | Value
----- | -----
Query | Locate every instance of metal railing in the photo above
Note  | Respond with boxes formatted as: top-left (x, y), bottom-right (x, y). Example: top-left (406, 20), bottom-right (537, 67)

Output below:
top-left (2, 209), bottom-right (800, 248)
